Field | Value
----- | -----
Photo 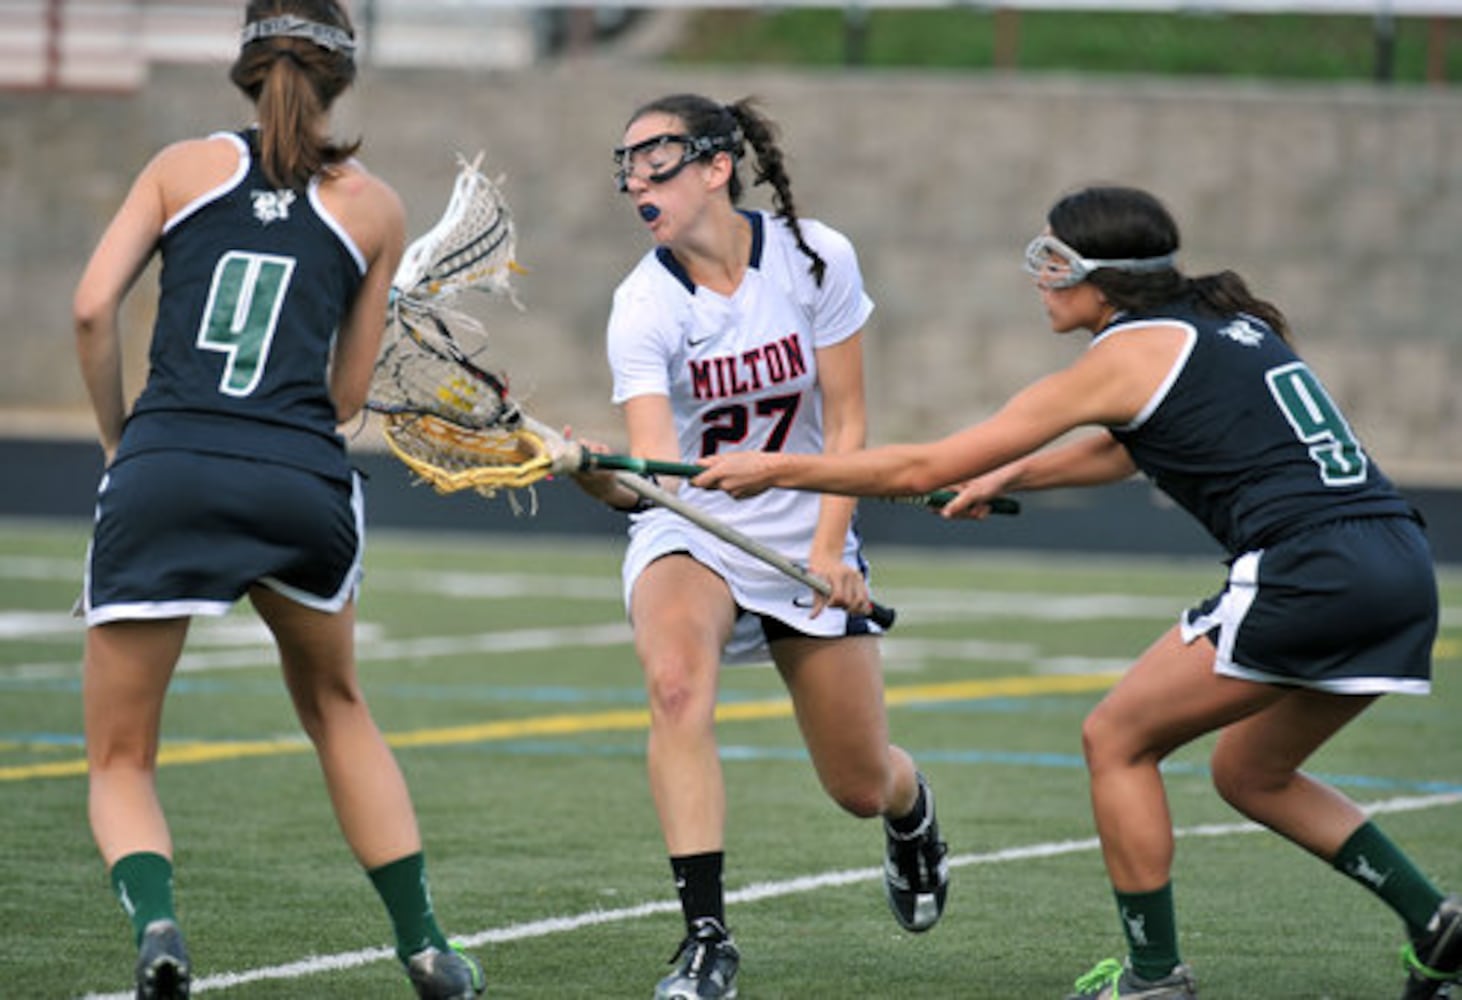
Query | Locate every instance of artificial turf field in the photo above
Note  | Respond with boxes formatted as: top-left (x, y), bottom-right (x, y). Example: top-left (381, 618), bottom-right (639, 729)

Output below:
top-left (1, 519), bottom-right (1457, 999)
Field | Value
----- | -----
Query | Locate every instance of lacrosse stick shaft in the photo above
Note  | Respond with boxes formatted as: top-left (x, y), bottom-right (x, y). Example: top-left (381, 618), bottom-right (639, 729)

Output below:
top-left (886, 488), bottom-right (1021, 515)
top-left (612, 472), bottom-right (897, 630)
top-left (578, 451), bottom-right (1019, 516)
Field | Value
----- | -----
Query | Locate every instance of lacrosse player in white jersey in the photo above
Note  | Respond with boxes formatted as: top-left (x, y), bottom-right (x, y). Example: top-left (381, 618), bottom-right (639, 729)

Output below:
top-left (574, 93), bottom-right (949, 1000)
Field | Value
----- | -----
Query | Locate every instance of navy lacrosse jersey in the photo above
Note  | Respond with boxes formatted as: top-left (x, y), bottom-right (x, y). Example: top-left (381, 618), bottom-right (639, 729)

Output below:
top-left (1103, 297), bottom-right (1413, 555)
top-left (116, 129), bottom-right (366, 481)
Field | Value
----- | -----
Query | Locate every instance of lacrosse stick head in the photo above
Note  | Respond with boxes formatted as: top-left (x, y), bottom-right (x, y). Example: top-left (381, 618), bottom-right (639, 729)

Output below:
top-left (380, 410), bottom-right (557, 499)
top-left (393, 151), bottom-right (520, 310)
top-left (369, 308), bottom-right (554, 499)
top-left (369, 151), bottom-right (582, 507)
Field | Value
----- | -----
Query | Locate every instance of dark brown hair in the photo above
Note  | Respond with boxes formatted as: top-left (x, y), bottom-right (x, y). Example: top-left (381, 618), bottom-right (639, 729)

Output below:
top-left (229, 0), bottom-right (360, 190)
top-left (1049, 185), bottom-right (1291, 341)
top-left (627, 93), bottom-right (828, 286)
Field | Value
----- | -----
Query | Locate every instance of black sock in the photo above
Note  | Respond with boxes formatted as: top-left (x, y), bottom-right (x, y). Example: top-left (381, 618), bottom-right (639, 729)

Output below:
top-left (670, 851), bottom-right (725, 933)
top-left (887, 779), bottom-right (928, 837)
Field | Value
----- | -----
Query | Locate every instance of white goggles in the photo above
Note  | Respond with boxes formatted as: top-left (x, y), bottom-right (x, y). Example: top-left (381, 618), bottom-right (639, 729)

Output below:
top-left (612, 131), bottom-right (739, 192)
top-left (1022, 233), bottom-right (1175, 289)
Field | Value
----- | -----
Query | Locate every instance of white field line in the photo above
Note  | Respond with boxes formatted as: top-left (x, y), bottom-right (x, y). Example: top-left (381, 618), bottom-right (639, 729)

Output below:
top-left (77, 791), bottom-right (1462, 998)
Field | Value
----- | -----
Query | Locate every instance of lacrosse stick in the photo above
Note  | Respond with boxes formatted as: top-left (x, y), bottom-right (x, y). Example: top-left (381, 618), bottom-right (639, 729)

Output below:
top-left (368, 155), bottom-right (890, 618)
top-left (613, 472), bottom-right (897, 629)
top-left (365, 155), bottom-right (990, 626)
top-left (574, 454), bottom-right (1019, 515)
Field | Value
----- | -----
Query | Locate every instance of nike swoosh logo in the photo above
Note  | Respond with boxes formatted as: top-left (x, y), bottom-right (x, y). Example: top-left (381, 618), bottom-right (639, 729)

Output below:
top-left (687, 335), bottom-right (715, 347)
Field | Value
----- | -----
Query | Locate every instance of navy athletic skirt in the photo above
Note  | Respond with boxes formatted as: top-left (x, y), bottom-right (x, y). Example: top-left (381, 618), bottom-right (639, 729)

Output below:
top-left (1180, 515), bottom-right (1438, 695)
top-left (84, 450), bottom-right (364, 625)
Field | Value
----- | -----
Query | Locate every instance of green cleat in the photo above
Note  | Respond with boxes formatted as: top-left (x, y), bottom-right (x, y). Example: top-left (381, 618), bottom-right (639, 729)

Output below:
top-left (1066, 958), bottom-right (1198, 1000)
top-left (1402, 895), bottom-right (1462, 1000)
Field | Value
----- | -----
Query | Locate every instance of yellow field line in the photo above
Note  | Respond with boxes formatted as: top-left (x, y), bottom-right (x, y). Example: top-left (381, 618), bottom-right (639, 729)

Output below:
top-left (0, 672), bottom-right (1121, 783)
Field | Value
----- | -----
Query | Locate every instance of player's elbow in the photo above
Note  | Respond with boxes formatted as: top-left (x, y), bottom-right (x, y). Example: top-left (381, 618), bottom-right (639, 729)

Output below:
top-left (72, 288), bottom-right (113, 341)
top-left (889, 451), bottom-right (955, 495)
top-left (331, 384), bottom-right (366, 425)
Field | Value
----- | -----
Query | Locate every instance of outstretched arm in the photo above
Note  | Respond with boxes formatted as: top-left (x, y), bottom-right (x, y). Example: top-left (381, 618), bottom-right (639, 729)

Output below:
top-left (938, 430), bottom-right (1136, 517)
top-left (692, 326), bottom-right (1171, 503)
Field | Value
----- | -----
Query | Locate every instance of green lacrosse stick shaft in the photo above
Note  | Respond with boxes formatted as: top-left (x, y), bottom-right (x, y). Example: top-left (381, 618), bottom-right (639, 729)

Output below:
top-left (576, 451), bottom-right (1021, 516)
top-left (888, 489), bottom-right (1022, 515)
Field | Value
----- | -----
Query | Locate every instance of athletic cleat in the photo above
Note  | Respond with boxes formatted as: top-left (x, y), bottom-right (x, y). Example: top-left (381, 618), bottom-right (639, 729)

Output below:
top-left (653, 917), bottom-right (739, 1000)
top-left (406, 942), bottom-right (486, 1000)
top-left (883, 772), bottom-right (949, 933)
top-left (1066, 957), bottom-right (1199, 1000)
top-left (134, 919), bottom-right (191, 1000)
top-left (1402, 894), bottom-right (1462, 1000)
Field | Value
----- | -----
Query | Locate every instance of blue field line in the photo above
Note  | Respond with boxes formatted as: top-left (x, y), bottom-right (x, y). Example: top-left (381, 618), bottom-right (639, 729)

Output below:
top-left (5, 729), bottom-right (1461, 796)
top-left (442, 738), bottom-right (1462, 797)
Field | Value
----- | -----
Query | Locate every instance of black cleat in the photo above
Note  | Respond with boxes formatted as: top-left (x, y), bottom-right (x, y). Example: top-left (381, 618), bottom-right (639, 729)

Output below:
top-left (134, 920), bottom-right (190, 1000)
top-left (653, 917), bottom-right (739, 999)
top-left (1403, 895), bottom-right (1462, 1000)
top-left (883, 772), bottom-right (950, 933)
top-left (406, 943), bottom-right (486, 1000)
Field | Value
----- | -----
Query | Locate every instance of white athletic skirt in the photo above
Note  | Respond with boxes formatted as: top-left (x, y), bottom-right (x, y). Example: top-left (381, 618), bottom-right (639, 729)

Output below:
top-left (621, 506), bottom-right (879, 665)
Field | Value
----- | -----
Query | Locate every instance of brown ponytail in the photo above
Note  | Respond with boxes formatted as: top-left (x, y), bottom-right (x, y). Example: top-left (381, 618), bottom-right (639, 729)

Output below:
top-left (229, 0), bottom-right (360, 190)
top-left (725, 98), bottom-right (827, 287)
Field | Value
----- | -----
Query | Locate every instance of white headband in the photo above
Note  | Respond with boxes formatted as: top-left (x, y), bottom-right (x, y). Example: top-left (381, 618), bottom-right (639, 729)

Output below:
top-left (241, 15), bottom-right (356, 57)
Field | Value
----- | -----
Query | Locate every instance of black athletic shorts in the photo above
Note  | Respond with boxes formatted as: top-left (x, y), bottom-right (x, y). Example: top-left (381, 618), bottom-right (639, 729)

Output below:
top-left (84, 450), bottom-right (364, 625)
top-left (1181, 515), bottom-right (1438, 695)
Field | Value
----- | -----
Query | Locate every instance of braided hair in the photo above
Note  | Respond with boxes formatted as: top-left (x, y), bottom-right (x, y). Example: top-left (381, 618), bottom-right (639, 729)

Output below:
top-left (229, 0), bottom-right (360, 191)
top-left (1050, 185), bottom-right (1291, 342)
top-left (626, 94), bottom-right (828, 287)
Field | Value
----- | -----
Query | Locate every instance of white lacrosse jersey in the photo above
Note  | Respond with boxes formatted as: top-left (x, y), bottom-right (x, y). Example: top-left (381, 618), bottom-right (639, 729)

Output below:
top-left (607, 209), bottom-right (878, 662)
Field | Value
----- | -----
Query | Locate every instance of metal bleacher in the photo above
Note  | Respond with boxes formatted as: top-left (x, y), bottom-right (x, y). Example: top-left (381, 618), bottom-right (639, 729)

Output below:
top-left (0, 1), bottom-right (542, 91)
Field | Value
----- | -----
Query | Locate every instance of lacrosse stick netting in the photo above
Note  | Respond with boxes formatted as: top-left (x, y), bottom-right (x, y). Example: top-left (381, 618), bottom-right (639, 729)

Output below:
top-left (368, 153), bottom-right (568, 500)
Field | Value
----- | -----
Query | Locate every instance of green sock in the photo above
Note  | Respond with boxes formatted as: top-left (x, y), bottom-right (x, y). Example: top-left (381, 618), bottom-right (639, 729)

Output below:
top-left (1114, 883), bottom-right (1182, 982)
top-left (1333, 821), bottom-right (1445, 935)
top-left (110, 852), bottom-right (178, 946)
top-left (368, 852), bottom-right (449, 965)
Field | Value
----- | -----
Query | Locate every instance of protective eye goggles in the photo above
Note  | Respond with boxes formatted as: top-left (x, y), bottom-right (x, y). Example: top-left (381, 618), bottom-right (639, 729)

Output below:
top-left (1022, 233), bottom-right (1175, 289)
top-left (612, 132), bottom-right (739, 192)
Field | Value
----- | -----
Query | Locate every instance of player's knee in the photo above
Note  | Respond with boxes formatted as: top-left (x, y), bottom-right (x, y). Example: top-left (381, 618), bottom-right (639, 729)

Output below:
top-left (1079, 704), bottom-right (1121, 771)
top-left (829, 784), bottom-right (885, 819)
top-left (1080, 702), bottom-right (1160, 775)
top-left (288, 677), bottom-right (365, 740)
top-left (1210, 750), bottom-right (1286, 811)
top-left (88, 743), bottom-right (157, 773)
top-left (643, 663), bottom-right (713, 728)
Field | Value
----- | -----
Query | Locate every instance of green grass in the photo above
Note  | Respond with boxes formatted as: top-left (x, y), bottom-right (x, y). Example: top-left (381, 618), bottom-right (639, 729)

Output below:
top-left (1, 520), bottom-right (1458, 998)
top-left (667, 9), bottom-right (1462, 84)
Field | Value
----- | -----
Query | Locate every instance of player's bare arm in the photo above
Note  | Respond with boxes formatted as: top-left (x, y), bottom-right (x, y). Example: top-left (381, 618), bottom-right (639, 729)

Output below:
top-left (324, 166), bottom-right (405, 422)
top-left (696, 319), bottom-right (1186, 501)
top-left (803, 333), bottom-right (871, 614)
